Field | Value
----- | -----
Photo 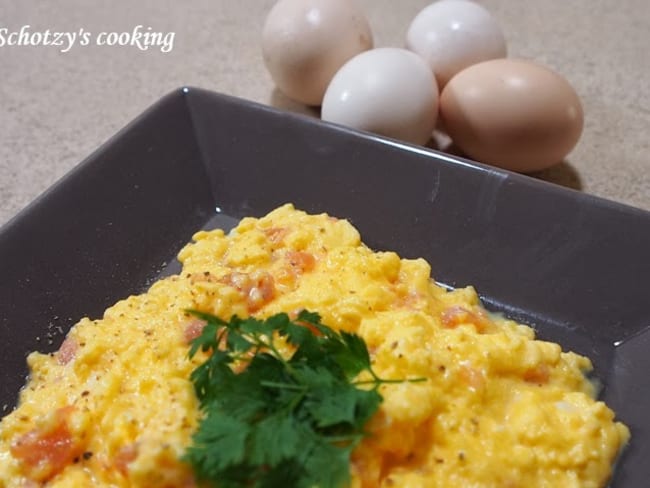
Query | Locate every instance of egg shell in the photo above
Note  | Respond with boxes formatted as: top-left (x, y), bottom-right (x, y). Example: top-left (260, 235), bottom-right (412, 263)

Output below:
top-left (322, 48), bottom-right (439, 145)
top-left (440, 58), bottom-right (584, 172)
top-left (406, 0), bottom-right (507, 88)
top-left (262, 0), bottom-right (373, 106)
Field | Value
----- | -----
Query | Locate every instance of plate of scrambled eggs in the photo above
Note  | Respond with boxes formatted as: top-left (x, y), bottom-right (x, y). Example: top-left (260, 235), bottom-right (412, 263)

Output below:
top-left (0, 89), bottom-right (648, 486)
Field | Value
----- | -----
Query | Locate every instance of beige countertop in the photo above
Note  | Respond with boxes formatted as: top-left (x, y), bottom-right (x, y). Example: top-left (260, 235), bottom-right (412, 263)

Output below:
top-left (0, 0), bottom-right (648, 227)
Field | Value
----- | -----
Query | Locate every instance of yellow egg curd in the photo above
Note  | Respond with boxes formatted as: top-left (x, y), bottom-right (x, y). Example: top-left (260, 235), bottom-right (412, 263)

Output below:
top-left (0, 204), bottom-right (629, 487)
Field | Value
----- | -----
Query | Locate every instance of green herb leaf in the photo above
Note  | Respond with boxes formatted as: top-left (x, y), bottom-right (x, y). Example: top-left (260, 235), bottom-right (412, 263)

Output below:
top-left (183, 309), bottom-right (424, 487)
top-left (184, 411), bottom-right (249, 476)
top-left (328, 330), bottom-right (373, 380)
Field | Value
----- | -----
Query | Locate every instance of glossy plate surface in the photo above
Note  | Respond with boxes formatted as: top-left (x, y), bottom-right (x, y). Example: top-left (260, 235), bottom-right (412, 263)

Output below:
top-left (0, 88), bottom-right (648, 485)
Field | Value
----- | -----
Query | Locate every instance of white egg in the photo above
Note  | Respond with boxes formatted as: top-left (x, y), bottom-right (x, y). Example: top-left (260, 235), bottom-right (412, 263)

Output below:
top-left (322, 48), bottom-right (439, 145)
top-left (406, 0), bottom-right (507, 88)
top-left (262, 0), bottom-right (373, 106)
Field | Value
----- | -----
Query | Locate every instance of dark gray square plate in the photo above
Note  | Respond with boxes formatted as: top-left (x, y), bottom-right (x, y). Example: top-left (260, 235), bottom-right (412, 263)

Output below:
top-left (1, 88), bottom-right (648, 486)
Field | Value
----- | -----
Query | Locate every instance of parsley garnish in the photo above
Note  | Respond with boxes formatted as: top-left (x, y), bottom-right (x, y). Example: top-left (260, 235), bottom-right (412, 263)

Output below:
top-left (184, 309), bottom-right (423, 487)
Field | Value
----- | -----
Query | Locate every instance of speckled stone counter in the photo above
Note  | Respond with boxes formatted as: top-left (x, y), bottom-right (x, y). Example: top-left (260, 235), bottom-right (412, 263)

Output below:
top-left (1, 0), bottom-right (648, 226)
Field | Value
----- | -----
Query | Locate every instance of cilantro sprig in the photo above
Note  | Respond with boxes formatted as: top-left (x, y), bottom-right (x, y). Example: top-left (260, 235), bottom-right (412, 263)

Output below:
top-left (183, 309), bottom-right (423, 488)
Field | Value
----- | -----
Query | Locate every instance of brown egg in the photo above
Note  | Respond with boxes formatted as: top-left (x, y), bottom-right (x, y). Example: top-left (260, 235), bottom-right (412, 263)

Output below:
top-left (440, 59), bottom-right (583, 172)
top-left (262, 0), bottom-right (373, 106)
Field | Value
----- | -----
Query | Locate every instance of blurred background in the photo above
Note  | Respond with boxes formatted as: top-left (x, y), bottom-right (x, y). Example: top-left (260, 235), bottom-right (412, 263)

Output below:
top-left (0, 0), bottom-right (648, 226)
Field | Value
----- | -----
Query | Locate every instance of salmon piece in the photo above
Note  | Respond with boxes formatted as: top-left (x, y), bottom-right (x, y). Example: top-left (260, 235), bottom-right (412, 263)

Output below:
top-left (57, 337), bottom-right (78, 365)
top-left (220, 271), bottom-right (276, 313)
top-left (10, 406), bottom-right (84, 482)
top-left (184, 319), bottom-right (207, 343)
top-left (523, 364), bottom-right (551, 384)
top-left (459, 363), bottom-right (485, 391)
top-left (286, 251), bottom-right (316, 273)
top-left (246, 272), bottom-right (276, 312)
top-left (114, 443), bottom-right (138, 476)
top-left (441, 306), bottom-right (491, 333)
top-left (263, 227), bottom-right (288, 244)
top-left (395, 291), bottom-right (424, 310)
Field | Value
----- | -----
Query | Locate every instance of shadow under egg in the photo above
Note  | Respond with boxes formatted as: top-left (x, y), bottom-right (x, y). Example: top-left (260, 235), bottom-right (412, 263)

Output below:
top-left (528, 160), bottom-right (583, 191)
top-left (266, 93), bottom-right (584, 195)
top-left (269, 87), bottom-right (321, 119)
top-left (433, 128), bottom-right (583, 192)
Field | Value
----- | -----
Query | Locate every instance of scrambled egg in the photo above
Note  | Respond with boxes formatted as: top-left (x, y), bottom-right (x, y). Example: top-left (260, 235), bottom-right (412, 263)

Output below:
top-left (0, 204), bottom-right (629, 487)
